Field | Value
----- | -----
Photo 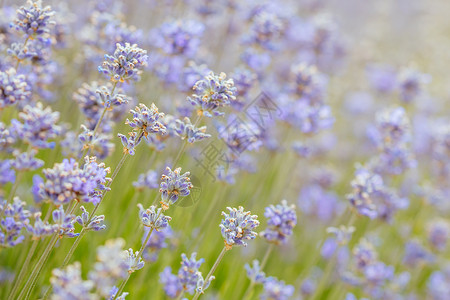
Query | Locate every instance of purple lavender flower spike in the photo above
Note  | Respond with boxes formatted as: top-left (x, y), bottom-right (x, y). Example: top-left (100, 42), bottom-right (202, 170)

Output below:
top-left (260, 200), bottom-right (297, 245)
top-left (50, 262), bottom-right (94, 299)
top-left (1, 197), bottom-right (30, 247)
top-left (0, 159), bottom-right (15, 185)
top-left (427, 264), bottom-right (450, 300)
top-left (397, 67), bottom-right (430, 103)
top-left (79, 125), bottom-right (115, 159)
top-left (428, 220), bottom-right (450, 251)
top-left (12, 149), bottom-right (44, 171)
top-left (124, 248), bottom-right (145, 273)
top-left (133, 170), bottom-right (159, 191)
top-left (160, 267), bottom-right (183, 298)
top-left (187, 72), bottom-right (237, 117)
top-left (403, 240), bottom-right (434, 267)
top-left (96, 84), bottom-right (130, 108)
top-left (220, 206), bottom-right (260, 249)
top-left (98, 42), bottom-right (148, 83)
top-left (245, 260), bottom-right (266, 284)
top-left (11, 0), bottom-right (55, 43)
top-left (0, 68), bottom-right (31, 109)
top-left (26, 212), bottom-right (57, 239)
top-left (75, 206), bottom-right (106, 232)
top-left (159, 167), bottom-right (193, 209)
top-left (125, 103), bottom-right (166, 138)
top-left (142, 226), bottom-right (172, 262)
top-left (52, 206), bottom-right (78, 238)
top-left (138, 204), bottom-right (171, 230)
top-left (11, 102), bottom-right (62, 149)
top-left (174, 117), bottom-right (211, 144)
top-left (261, 276), bottom-right (295, 300)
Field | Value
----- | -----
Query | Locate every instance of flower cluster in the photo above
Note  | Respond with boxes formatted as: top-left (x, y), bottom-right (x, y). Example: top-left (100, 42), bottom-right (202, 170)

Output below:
top-left (220, 206), bottom-right (260, 249)
top-left (138, 204), bottom-right (171, 230)
top-left (75, 206), bottom-right (106, 232)
top-left (11, 0), bottom-right (55, 42)
top-left (0, 68), bottom-right (31, 109)
top-left (159, 167), bottom-right (193, 209)
top-left (125, 103), bottom-right (166, 137)
top-left (174, 117), bottom-right (211, 143)
top-left (39, 157), bottom-right (111, 205)
top-left (260, 200), bottom-right (297, 245)
top-left (98, 42), bottom-right (148, 82)
top-left (0, 197), bottom-right (30, 247)
top-left (187, 72), bottom-right (237, 117)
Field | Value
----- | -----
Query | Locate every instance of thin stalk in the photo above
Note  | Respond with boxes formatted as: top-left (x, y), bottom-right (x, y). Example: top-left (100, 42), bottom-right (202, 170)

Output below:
top-left (242, 244), bottom-right (275, 300)
top-left (192, 246), bottom-right (228, 300)
top-left (7, 171), bottom-right (22, 203)
top-left (8, 239), bottom-right (39, 300)
top-left (18, 234), bottom-right (58, 300)
top-left (175, 291), bottom-right (185, 300)
top-left (172, 115), bottom-right (202, 168)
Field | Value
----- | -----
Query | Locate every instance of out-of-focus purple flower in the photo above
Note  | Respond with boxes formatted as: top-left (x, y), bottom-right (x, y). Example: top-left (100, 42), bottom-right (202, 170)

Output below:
top-left (75, 206), bottom-right (106, 232)
top-left (0, 68), bottom-right (31, 109)
top-left (366, 63), bottom-right (397, 94)
top-left (133, 170), bottom-right (159, 191)
top-left (299, 184), bottom-right (342, 221)
top-left (427, 264), bottom-right (450, 300)
top-left (0, 122), bottom-right (16, 153)
top-left (142, 226), bottom-right (172, 262)
top-left (178, 61), bottom-right (211, 92)
top-left (244, 11), bottom-right (284, 51)
top-left (31, 174), bottom-right (44, 203)
top-left (370, 107), bottom-right (411, 149)
top-left (290, 63), bottom-right (327, 104)
top-left (187, 72), bottom-right (236, 117)
top-left (88, 238), bottom-right (128, 298)
top-left (261, 276), bottom-right (295, 300)
top-left (216, 116), bottom-right (262, 156)
top-left (79, 125), bottom-right (115, 159)
top-left (138, 204), bottom-right (171, 230)
top-left (353, 239), bottom-right (378, 271)
top-left (174, 117), bottom-right (211, 144)
top-left (50, 262), bottom-right (95, 300)
top-left (159, 267), bottom-right (183, 298)
top-left (98, 43), bottom-right (148, 82)
top-left (159, 167), bottom-right (193, 208)
top-left (12, 149), bottom-right (44, 171)
top-left (260, 200), bottom-right (297, 245)
top-left (52, 206), bottom-right (78, 238)
top-left (230, 67), bottom-right (257, 101)
top-left (403, 240), bottom-right (434, 267)
top-left (11, 0), bottom-right (55, 42)
top-left (245, 260), bottom-right (266, 284)
top-left (40, 157), bottom-right (111, 205)
top-left (241, 48), bottom-right (271, 72)
top-left (96, 84), bottom-right (129, 108)
top-left (0, 197), bottom-right (30, 247)
top-left (11, 102), bottom-right (62, 149)
top-left (220, 206), bottom-right (260, 249)
top-left (397, 67), bottom-right (430, 103)
top-left (0, 159), bottom-right (15, 185)
top-left (428, 220), bottom-right (450, 251)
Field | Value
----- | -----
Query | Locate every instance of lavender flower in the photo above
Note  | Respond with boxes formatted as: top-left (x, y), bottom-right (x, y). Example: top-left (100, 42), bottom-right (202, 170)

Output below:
top-left (403, 240), bottom-right (434, 267)
top-left (216, 116), bottom-right (262, 155)
top-left (98, 42), bottom-right (148, 82)
top-left (291, 63), bottom-right (326, 103)
top-left (260, 200), bottom-right (297, 245)
top-left (133, 170), bottom-right (159, 191)
top-left (0, 197), bottom-right (30, 247)
top-left (75, 206), bottom-right (106, 232)
top-left (245, 11), bottom-right (284, 50)
top-left (26, 212), bottom-right (57, 239)
top-left (96, 84), bottom-right (129, 108)
top-left (220, 206), bottom-right (260, 249)
top-left (124, 248), bottom-right (145, 273)
top-left (428, 264), bottom-right (450, 300)
top-left (79, 126), bottom-right (115, 159)
top-left (88, 238), bottom-right (128, 298)
top-left (142, 226), bottom-right (172, 262)
top-left (0, 159), bottom-right (15, 185)
top-left (174, 117), bottom-right (211, 143)
top-left (372, 107), bottom-right (411, 149)
top-left (187, 72), bottom-right (237, 117)
top-left (245, 260), bottom-right (266, 284)
top-left (0, 68), bottom-right (31, 109)
top-left (397, 68), bottom-right (430, 103)
top-left (11, 0), bottom-right (55, 42)
top-left (298, 184), bottom-right (342, 221)
top-left (138, 204), bottom-right (171, 230)
top-left (50, 262), bottom-right (94, 300)
top-left (261, 277), bottom-right (295, 300)
top-left (11, 102), bottom-right (62, 149)
top-left (0, 122), bottom-right (16, 153)
top-left (159, 267), bottom-right (182, 298)
top-left (12, 149), bottom-right (44, 171)
top-left (52, 206), bottom-right (78, 238)
top-left (428, 220), bottom-right (450, 251)
top-left (40, 157), bottom-right (111, 205)
top-left (159, 167), bottom-right (193, 208)
top-left (125, 103), bottom-right (166, 137)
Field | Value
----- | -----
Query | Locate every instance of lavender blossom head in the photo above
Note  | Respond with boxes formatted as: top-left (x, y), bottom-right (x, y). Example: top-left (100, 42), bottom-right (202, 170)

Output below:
top-left (11, 102), bottom-right (62, 149)
top-left (138, 204), bottom-right (171, 230)
top-left (125, 103), bottom-right (166, 137)
top-left (260, 200), bottom-right (297, 245)
top-left (75, 206), bottom-right (106, 232)
top-left (290, 63), bottom-right (326, 103)
top-left (98, 42), bottom-right (148, 82)
top-left (50, 262), bottom-right (94, 299)
top-left (1, 197), bottom-right (30, 247)
top-left (0, 159), bottom-right (15, 185)
top-left (159, 167), bottom-right (193, 208)
top-left (160, 267), bottom-right (183, 298)
top-left (178, 253), bottom-right (205, 294)
top-left (79, 125), bottom-right (115, 159)
top-left (0, 68), bottom-right (31, 109)
top-left (428, 220), bottom-right (450, 251)
top-left (142, 226), bottom-right (172, 262)
top-left (40, 157), bottom-right (111, 205)
top-left (220, 206), bottom-right (260, 249)
top-left (397, 67), bottom-right (430, 103)
top-left (245, 11), bottom-right (284, 50)
top-left (261, 276), bottom-right (295, 300)
top-left (26, 212), bottom-right (57, 239)
top-left (372, 106), bottom-right (411, 149)
top-left (187, 72), bottom-right (237, 117)
top-left (124, 248), bottom-right (145, 273)
top-left (12, 149), bottom-right (44, 171)
top-left (52, 206), bottom-right (78, 238)
top-left (174, 117), bottom-right (211, 143)
top-left (11, 0), bottom-right (55, 42)
top-left (133, 170), bottom-right (159, 191)
top-left (245, 260), bottom-right (266, 284)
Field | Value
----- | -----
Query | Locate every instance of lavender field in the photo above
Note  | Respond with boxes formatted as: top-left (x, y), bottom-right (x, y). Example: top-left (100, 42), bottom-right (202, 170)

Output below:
top-left (1, 0), bottom-right (450, 299)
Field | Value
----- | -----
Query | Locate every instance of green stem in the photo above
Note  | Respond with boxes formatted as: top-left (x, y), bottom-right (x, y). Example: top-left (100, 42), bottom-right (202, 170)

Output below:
top-left (192, 246), bottom-right (228, 300)
top-left (18, 234), bottom-right (58, 300)
top-left (8, 239), bottom-right (39, 300)
top-left (175, 290), bottom-right (185, 300)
